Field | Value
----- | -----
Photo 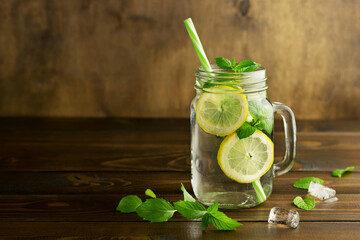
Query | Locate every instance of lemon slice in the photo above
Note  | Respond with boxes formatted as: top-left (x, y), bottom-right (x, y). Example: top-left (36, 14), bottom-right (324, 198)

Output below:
top-left (217, 130), bottom-right (274, 183)
top-left (196, 87), bottom-right (248, 136)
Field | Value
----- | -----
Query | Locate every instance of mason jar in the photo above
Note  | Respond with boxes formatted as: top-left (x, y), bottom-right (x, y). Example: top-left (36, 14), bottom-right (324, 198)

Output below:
top-left (190, 64), bottom-right (296, 209)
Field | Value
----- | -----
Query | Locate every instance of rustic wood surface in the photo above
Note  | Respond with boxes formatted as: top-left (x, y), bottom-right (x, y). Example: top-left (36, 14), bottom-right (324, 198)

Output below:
top-left (0, 0), bottom-right (360, 119)
top-left (0, 118), bottom-right (359, 239)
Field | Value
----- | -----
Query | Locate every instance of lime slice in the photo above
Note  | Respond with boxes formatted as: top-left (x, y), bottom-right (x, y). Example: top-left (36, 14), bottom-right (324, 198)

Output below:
top-left (217, 130), bottom-right (274, 183)
top-left (196, 87), bottom-right (248, 136)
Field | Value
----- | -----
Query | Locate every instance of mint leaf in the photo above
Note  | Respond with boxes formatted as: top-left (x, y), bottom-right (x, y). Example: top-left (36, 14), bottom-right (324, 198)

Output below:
top-left (240, 63), bottom-right (261, 72)
top-left (116, 195), bottom-right (142, 213)
top-left (136, 198), bottom-right (176, 223)
top-left (293, 177), bottom-right (324, 189)
top-left (231, 58), bottom-right (236, 68)
top-left (215, 58), bottom-right (261, 73)
top-left (248, 101), bottom-right (273, 134)
top-left (181, 183), bottom-right (196, 202)
top-left (233, 60), bottom-right (254, 70)
top-left (332, 166), bottom-right (354, 178)
top-left (254, 120), bottom-right (273, 135)
top-left (207, 201), bottom-right (218, 213)
top-left (233, 60), bottom-right (261, 72)
top-left (293, 196), bottom-right (315, 210)
top-left (174, 201), bottom-right (206, 219)
top-left (236, 121), bottom-right (256, 139)
top-left (201, 213), bottom-right (211, 230)
top-left (145, 189), bottom-right (156, 198)
top-left (216, 135), bottom-right (226, 139)
top-left (208, 211), bottom-right (242, 230)
top-left (215, 57), bottom-right (232, 71)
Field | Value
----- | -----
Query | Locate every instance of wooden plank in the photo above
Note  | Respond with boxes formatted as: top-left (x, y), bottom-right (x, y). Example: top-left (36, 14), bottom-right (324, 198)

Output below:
top-left (0, 193), bottom-right (358, 222)
top-left (0, 118), bottom-right (359, 133)
top-left (0, 171), bottom-right (357, 194)
top-left (0, 143), bottom-right (190, 172)
top-left (0, 1), bottom-right (360, 119)
top-left (0, 222), bottom-right (359, 240)
top-left (0, 118), bottom-right (190, 132)
top-left (0, 140), bottom-right (359, 172)
top-left (0, 119), bottom-right (359, 172)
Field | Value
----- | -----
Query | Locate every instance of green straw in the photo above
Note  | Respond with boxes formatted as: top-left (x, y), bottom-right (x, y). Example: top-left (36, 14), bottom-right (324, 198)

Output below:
top-left (184, 17), bottom-right (266, 204)
top-left (184, 18), bottom-right (212, 72)
top-left (252, 179), bottom-right (267, 203)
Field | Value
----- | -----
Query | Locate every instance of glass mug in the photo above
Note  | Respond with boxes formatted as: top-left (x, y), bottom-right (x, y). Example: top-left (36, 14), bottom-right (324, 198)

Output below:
top-left (190, 65), bottom-right (296, 208)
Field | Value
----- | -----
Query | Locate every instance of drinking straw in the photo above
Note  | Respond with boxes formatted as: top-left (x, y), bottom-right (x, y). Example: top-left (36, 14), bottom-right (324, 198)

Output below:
top-left (184, 18), bottom-right (212, 72)
top-left (252, 179), bottom-right (267, 203)
top-left (184, 17), bottom-right (266, 204)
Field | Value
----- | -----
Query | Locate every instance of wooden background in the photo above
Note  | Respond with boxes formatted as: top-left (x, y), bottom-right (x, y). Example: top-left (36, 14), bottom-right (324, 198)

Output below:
top-left (0, 0), bottom-right (359, 119)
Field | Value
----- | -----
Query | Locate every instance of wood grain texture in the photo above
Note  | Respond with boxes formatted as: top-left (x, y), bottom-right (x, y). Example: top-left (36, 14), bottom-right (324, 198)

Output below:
top-left (0, 1), bottom-right (360, 119)
top-left (0, 118), bottom-right (360, 239)
top-left (1, 141), bottom-right (360, 172)
top-left (0, 171), bottom-right (358, 194)
top-left (1, 222), bottom-right (360, 240)
top-left (1, 133), bottom-right (360, 171)
top-left (0, 119), bottom-right (359, 172)
top-left (1, 194), bottom-right (359, 222)
top-left (1, 118), bottom-right (360, 132)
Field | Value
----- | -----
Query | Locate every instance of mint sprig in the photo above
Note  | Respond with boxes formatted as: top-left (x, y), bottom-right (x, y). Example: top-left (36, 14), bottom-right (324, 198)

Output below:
top-left (236, 116), bottom-right (272, 139)
top-left (214, 57), bottom-right (233, 71)
top-left (201, 213), bottom-right (211, 230)
top-left (205, 201), bottom-right (242, 230)
top-left (293, 177), bottom-right (324, 189)
top-left (116, 185), bottom-right (242, 230)
top-left (116, 195), bottom-right (142, 213)
top-left (174, 201), bottom-right (206, 219)
top-left (215, 57), bottom-right (261, 73)
top-left (208, 210), bottom-right (243, 230)
top-left (207, 201), bottom-right (218, 213)
top-left (136, 198), bottom-right (176, 223)
top-left (233, 60), bottom-right (261, 72)
top-left (248, 101), bottom-right (273, 135)
top-left (332, 166), bottom-right (354, 178)
top-left (145, 189), bottom-right (157, 198)
top-left (181, 183), bottom-right (196, 202)
top-left (293, 196), bottom-right (315, 210)
top-left (236, 121), bottom-right (256, 139)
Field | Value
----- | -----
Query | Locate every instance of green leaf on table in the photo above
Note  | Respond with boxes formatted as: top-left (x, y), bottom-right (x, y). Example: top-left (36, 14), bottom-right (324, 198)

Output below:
top-left (248, 101), bottom-right (273, 134)
top-left (201, 213), bottom-right (211, 230)
top-left (236, 121), bottom-right (256, 139)
top-left (136, 198), bottom-right (176, 223)
top-left (174, 201), bottom-right (206, 219)
top-left (181, 183), bottom-right (196, 202)
top-left (332, 166), bottom-right (354, 178)
top-left (215, 57), bottom-right (233, 71)
top-left (293, 177), bottom-right (324, 189)
top-left (116, 195), bottom-right (142, 213)
top-left (207, 201), bottom-right (218, 213)
top-left (145, 189), bottom-right (156, 198)
top-left (208, 211), bottom-right (243, 230)
top-left (293, 196), bottom-right (315, 210)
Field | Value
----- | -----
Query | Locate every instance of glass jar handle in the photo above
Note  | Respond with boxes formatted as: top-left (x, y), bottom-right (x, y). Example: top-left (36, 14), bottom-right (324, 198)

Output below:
top-left (273, 102), bottom-right (297, 176)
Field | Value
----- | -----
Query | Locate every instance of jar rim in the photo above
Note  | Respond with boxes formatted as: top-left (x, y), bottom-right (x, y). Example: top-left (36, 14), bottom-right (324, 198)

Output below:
top-left (194, 64), bottom-right (268, 94)
top-left (196, 64), bottom-right (266, 76)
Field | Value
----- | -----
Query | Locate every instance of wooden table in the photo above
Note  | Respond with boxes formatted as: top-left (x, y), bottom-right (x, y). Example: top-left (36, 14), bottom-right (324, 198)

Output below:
top-left (0, 118), bottom-right (359, 239)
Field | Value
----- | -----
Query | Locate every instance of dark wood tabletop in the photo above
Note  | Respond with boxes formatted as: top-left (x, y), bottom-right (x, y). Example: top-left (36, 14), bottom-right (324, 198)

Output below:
top-left (0, 118), bottom-right (359, 239)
